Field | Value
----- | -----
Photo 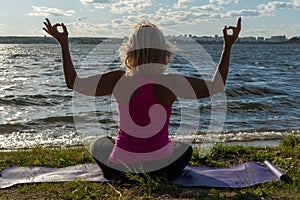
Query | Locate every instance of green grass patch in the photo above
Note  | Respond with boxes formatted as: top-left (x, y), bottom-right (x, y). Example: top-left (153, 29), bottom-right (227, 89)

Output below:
top-left (0, 135), bottom-right (299, 199)
top-left (0, 147), bottom-right (94, 170)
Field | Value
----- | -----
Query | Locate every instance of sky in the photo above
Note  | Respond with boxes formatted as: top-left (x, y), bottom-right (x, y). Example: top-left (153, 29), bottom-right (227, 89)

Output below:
top-left (0, 0), bottom-right (299, 38)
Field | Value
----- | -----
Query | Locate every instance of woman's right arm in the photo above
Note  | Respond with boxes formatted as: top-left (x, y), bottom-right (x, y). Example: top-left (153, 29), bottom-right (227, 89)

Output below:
top-left (43, 19), bottom-right (124, 96)
top-left (167, 17), bottom-right (241, 99)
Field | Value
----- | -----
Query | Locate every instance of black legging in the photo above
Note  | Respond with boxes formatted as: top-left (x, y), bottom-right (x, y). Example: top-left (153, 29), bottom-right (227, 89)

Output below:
top-left (90, 137), bottom-right (192, 182)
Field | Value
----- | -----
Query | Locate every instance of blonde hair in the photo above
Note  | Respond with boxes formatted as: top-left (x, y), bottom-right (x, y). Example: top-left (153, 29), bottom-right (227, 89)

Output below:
top-left (119, 20), bottom-right (174, 76)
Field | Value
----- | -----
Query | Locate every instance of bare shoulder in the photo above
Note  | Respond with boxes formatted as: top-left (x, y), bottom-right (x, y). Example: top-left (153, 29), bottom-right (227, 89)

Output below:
top-left (101, 69), bottom-right (126, 84)
top-left (156, 73), bottom-right (188, 86)
top-left (105, 69), bottom-right (125, 77)
top-left (156, 73), bottom-right (176, 81)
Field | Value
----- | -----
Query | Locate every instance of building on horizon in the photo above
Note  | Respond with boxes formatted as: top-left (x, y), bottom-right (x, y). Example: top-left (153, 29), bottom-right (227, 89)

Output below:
top-left (270, 35), bottom-right (287, 43)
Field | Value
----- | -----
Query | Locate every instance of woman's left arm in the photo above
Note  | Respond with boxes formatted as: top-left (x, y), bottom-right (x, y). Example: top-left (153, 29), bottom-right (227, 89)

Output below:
top-left (167, 18), bottom-right (241, 99)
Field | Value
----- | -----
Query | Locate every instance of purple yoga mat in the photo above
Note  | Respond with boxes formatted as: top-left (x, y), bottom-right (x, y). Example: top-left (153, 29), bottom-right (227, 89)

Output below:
top-left (171, 160), bottom-right (290, 188)
top-left (0, 160), bottom-right (289, 189)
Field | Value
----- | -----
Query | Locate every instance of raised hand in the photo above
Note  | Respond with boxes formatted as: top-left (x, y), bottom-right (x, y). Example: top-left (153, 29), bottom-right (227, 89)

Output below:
top-left (223, 17), bottom-right (241, 48)
top-left (43, 18), bottom-right (68, 44)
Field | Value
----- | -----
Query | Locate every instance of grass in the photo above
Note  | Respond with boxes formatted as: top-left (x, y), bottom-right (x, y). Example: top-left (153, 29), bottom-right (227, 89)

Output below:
top-left (0, 135), bottom-right (299, 200)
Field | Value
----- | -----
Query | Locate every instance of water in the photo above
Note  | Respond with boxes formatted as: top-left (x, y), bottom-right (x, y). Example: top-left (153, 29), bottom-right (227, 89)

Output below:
top-left (0, 43), bottom-right (299, 149)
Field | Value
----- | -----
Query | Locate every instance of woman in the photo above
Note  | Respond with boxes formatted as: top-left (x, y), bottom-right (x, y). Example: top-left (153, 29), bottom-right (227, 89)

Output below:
top-left (43, 17), bottom-right (241, 181)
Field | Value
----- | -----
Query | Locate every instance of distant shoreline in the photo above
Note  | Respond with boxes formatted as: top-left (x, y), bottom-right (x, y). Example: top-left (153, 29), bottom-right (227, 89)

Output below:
top-left (0, 36), bottom-right (299, 44)
top-left (0, 36), bottom-right (110, 44)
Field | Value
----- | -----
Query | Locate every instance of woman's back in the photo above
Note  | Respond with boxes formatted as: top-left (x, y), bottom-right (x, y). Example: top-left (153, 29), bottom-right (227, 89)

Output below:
top-left (113, 73), bottom-right (176, 105)
top-left (110, 75), bottom-right (174, 164)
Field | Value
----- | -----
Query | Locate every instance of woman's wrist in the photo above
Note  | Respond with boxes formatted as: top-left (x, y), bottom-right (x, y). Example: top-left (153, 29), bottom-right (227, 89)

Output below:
top-left (223, 43), bottom-right (232, 51)
top-left (59, 39), bottom-right (69, 47)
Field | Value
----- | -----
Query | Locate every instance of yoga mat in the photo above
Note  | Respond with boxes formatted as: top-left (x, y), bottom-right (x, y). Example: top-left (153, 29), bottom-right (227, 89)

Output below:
top-left (0, 160), bottom-right (289, 189)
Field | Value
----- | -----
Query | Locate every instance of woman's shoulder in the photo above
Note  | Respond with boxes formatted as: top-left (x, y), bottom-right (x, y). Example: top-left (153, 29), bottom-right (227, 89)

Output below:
top-left (108, 69), bottom-right (126, 76)
top-left (101, 69), bottom-right (126, 83)
top-left (156, 73), bottom-right (186, 84)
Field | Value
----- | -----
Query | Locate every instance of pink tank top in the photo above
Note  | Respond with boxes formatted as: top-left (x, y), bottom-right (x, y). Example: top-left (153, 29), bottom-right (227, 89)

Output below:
top-left (109, 76), bottom-right (173, 164)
